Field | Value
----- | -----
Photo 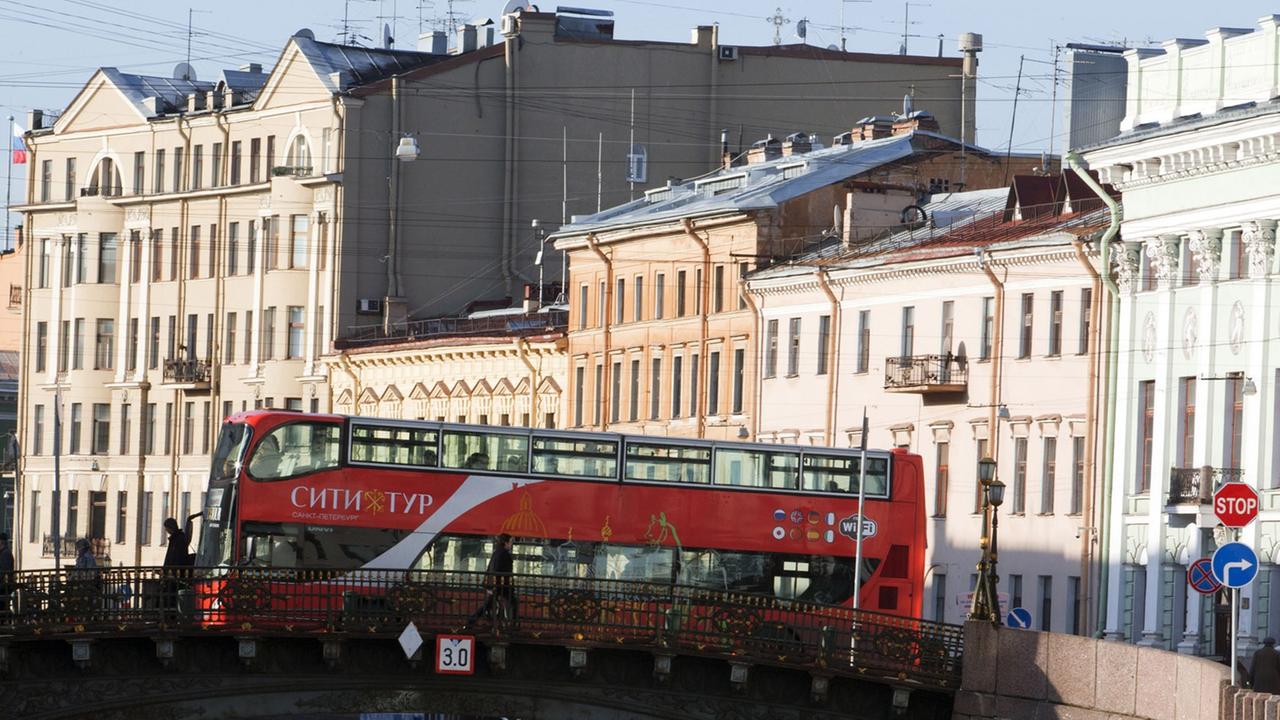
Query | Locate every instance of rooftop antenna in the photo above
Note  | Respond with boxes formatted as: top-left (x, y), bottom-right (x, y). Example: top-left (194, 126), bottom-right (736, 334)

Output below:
top-left (766, 7), bottom-right (791, 47)
top-left (899, 2), bottom-right (928, 55)
top-left (376, 0), bottom-right (404, 48)
top-left (444, 0), bottom-right (473, 36)
top-left (416, 0), bottom-right (434, 34)
top-left (838, 0), bottom-right (870, 53)
top-left (185, 8), bottom-right (211, 76)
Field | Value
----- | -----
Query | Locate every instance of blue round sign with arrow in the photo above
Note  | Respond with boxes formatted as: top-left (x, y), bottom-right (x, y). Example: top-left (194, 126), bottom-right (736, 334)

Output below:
top-left (1006, 607), bottom-right (1032, 629)
top-left (1212, 542), bottom-right (1260, 589)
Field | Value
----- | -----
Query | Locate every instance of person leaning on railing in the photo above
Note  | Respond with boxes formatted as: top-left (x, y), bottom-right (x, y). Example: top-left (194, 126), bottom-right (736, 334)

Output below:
top-left (161, 513), bottom-right (202, 611)
top-left (0, 533), bottom-right (12, 612)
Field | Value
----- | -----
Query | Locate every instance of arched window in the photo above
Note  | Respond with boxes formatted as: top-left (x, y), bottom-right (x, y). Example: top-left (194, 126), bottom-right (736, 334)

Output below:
top-left (286, 134), bottom-right (311, 171)
top-left (86, 157), bottom-right (122, 197)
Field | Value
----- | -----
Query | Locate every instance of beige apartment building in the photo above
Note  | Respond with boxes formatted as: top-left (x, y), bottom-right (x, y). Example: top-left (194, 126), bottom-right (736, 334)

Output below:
top-left (10, 6), bottom-right (982, 568)
top-left (550, 117), bottom-right (1047, 440)
top-left (746, 173), bottom-right (1116, 632)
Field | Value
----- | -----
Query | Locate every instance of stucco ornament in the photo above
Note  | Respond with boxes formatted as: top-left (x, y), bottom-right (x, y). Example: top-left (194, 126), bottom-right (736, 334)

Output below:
top-left (1144, 236), bottom-right (1181, 286)
top-left (1187, 228), bottom-right (1222, 283)
top-left (1142, 312), bottom-right (1157, 363)
top-left (1229, 300), bottom-right (1246, 355)
top-left (1182, 307), bottom-right (1198, 360)
top-left (1112, 240), bottom-right (1142, 294)
top-left (1243, 220), bottom-right (1277, 278)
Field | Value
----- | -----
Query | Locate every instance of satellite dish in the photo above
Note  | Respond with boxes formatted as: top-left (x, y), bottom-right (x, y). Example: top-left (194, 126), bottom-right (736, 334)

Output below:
top-left (173, 63), bottom-right (196, 81)
top-left (502, 0), bottom-right (532, 14)
top-left (383, 23), bottom-right (393, 49)
top-left (827, 44), bottom-right (839, 51)
top-left (295, 28), bottom-right (316, 40)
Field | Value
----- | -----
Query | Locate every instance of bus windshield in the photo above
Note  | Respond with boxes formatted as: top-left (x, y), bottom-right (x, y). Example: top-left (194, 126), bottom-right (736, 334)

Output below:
top-left (211, 422), bottom-right (252, 482)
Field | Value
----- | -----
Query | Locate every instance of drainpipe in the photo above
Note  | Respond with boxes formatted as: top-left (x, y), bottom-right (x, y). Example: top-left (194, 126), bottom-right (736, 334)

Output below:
top-left (514, 337), bottom-right (540, 426)
top-left (976, 251), bottom-right (1005, 461)
top-left (1066, 151), bottom-right (1121, 638)
top-left (1072, 238), bottom-right (1103, 636)
top-left (500, 33), bottom-right (517, 299)
top-left (681, 219), bottom-right (711, 438)
top-left (586, 233), bottom-right (612, 430)
top-left (738, 283), bottom-right (761, 439)
top-left (815, 269), bottom-right (842, 445)
top-left (387, 76), bottom-right (402, 300)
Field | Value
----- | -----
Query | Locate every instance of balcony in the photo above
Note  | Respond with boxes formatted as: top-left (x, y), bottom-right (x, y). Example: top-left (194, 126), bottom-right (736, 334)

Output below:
top-left (42, 534), bottom-right (110, 560)
top-left (271, 165), bottom-right (314, 178)
top-left (1167, 466), bottom-right (1245, 505)
top-left (162, 358), bottom-right (211, 389)
top-left (883, 354), bottom-right (968, 394)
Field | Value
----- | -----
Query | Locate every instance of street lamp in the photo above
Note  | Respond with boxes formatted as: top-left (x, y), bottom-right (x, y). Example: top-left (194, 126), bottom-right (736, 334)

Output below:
top-left (970, 457), bottom-right (1004, 623)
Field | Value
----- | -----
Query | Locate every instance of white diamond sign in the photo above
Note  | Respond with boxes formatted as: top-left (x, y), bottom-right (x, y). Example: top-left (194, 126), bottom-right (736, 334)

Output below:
top-left (398, 621), bottom-right (424, 660)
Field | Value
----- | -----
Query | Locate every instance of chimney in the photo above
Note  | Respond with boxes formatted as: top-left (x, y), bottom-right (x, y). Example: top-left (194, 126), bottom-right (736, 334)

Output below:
top-left (224, 86), bottom-right (237, 107)
top-left (141, 97), bottom-right (160, 116)
top-left (207, 90), bottom-right (221, 110)
top-left (187, 92), bottom-right (205, 113)
top-left (456, 24), bottom-right (478, 53)
top-left (782, 132), bottom-right (812, 156)
top-left (746, 135), bottom-right (783, 164)
top-left (854, 116), bottom-right (893, 141)
top-left (419, 31), bottom-right (448, 54)
top-left (891, 110), bottom-right (940, 136)
top-left (26, 109), bottom-right (43, 131)
top-left (831, 131), bottom-right (853, 146)
top-left (239, 62), bottom-right (263, 74)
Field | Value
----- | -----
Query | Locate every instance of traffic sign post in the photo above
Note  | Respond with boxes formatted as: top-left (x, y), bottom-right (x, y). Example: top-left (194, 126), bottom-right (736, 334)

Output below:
top-left (1214, 482), bottom-right (1260, 528)
top-left (1213, 540), bottom-right (1261, 688)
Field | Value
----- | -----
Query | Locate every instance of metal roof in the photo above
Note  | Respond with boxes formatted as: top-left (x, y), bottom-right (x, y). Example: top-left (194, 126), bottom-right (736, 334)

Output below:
top-left (100, 68), bottom-right (214, 116)
top-left (292, 34), bottom-right (447, 92)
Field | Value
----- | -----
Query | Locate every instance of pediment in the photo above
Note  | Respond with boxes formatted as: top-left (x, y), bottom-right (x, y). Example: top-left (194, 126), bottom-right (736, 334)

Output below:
top-left (335, 388), bottom-right (354, 405)
top-left (408, 382), bottom-right (430, 400)
top-left (380, 385), bottom-right (404, 402)
top-left (429, 381), bottom-right (451, 399)
top-left (253, 41), bottom-right (334, 111)
top-left (358, 387), bottom-right (380, 405)
top-left (449, 380), bottom-right (471, 397)
top-left (537, 376), bottom-right (563, 395)
top-left (494, 378), bottom-right (516, 396)
top-left (54, 71), bottom-right (149, 135)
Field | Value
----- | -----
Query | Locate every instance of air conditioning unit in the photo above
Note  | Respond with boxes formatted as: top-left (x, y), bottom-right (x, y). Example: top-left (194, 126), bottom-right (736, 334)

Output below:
top-left (500, 14), bottom-right (518, 37)
top-left (357, 298), bottom-right (384, 315)
top-left (718, 46), bottom-right (739, 61)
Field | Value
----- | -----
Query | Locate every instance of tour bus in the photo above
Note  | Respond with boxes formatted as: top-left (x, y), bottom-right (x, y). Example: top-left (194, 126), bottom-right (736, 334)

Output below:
top-left (197, 410), bottom-right (927, 617)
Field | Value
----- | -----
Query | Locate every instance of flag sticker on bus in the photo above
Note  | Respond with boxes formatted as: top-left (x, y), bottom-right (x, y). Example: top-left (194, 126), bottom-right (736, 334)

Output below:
top-left (838, 515), bottom-right (877, 541)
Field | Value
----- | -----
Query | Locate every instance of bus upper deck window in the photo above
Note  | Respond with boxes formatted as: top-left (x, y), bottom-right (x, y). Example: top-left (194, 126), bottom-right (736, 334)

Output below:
top-left (248, 422), bottom-right (341, 480)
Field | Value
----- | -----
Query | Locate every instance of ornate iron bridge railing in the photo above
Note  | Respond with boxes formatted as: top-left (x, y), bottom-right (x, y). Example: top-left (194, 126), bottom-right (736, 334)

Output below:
top-left (0, 566), bottom-right (964, 689)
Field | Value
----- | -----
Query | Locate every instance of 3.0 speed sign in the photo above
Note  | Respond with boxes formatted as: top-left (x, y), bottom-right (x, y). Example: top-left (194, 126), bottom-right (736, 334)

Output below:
top-left (435, 634), bottom-right (475, 675)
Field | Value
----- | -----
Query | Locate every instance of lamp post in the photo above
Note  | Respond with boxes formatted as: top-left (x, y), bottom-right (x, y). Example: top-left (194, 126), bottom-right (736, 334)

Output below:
top-left (970, 456), bottom-right (1005, 623)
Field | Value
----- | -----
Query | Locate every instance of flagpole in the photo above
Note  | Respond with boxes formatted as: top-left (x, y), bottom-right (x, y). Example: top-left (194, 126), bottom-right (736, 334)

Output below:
top-left (853, 407), bottom-right (868, 610)
top-left (5, 115), bottom-right (12, 252)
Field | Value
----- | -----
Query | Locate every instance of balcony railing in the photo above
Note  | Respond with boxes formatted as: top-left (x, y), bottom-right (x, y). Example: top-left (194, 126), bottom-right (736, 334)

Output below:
top-left (162, 358), bottom-right (210, 385)
top-left (883, 354), bottom-right (968, 393)
top-left (41, 535), bottom-right (110, 560)
top-left (1167, 466), bottom-right (1245, 505)
top-left (271, 165), bottom-right (314, 178)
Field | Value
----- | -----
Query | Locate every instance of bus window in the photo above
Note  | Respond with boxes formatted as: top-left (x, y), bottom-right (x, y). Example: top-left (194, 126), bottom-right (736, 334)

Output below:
top-left (601, 545), bottom-right (675, 583)
top-left (248, 423), bottom-right (341, 480)
top-left (773, 555), bottom-right (864, 606)
top-left (679, 549), bottom-right (773, 595)
top-left (441, 429), bottom-right (530, 473)
top-left (624, 442), bottom-right (711, 484)
top-left (243, 522), bottom-right (408, 570)
top-left (211, 422), bottom-right (252, 481)
top-left (800, 452), bottom-right (890, 497)
top-left (414, 534), bottom-right (492, 574)
top-left (350, 424), bottom-right (439, 467)
top-left (713, 447), bottom-right (799, 489)
top-left (531, 436), bottom-right (618, 480)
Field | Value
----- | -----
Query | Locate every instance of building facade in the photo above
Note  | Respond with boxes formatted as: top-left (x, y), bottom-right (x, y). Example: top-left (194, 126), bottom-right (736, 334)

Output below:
top-left (747, 176), bottom-right (1112, 630)
top-left (1082, 16), bottom-right (1280, 658)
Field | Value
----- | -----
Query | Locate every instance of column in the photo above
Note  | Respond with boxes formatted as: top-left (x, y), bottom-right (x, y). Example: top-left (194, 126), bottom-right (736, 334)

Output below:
top-left (1139, 234), bottom-right (1181, 648)
top-left (1105, 239), bottom-right (1142, 640)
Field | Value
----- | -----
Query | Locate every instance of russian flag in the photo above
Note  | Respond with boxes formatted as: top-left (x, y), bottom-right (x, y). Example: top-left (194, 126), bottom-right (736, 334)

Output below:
top-left (11, 122), bottom-right (26, 165)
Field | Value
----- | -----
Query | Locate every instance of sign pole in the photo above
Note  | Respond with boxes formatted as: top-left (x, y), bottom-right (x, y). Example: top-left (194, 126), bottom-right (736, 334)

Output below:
top-left (853, 408), bottom-right (868, 611)
top-left (1232, 586), bottom-right (1239, 687)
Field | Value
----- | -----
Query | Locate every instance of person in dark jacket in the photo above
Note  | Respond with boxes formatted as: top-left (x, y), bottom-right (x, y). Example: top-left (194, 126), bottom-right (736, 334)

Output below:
top-left (0, 532), bottom-right (13, 610)
top-left (1251, 637), bottom-right (1280, 693)
top-left (463, 533), bottom-right (515, 629)
top-left (161, 513), bottom-right (202, 610)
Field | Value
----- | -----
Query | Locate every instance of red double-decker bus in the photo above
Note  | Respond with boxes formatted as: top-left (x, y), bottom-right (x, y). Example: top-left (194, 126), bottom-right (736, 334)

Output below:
top-left (197, 411), bottom-right (927, 617)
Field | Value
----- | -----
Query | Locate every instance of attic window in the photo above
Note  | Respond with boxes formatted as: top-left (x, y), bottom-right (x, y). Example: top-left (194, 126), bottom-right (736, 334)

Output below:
top-left (780, 162), bottom-right (807, 180)
top-left (696, 174), bottom-right (746, 196)
top-left (644, 187), bottom-right (672, 204)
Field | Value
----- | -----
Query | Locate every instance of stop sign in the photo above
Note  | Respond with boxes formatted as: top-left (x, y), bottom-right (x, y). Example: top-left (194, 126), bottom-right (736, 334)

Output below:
top-left (1214, 482), bottom-right (1260, 528)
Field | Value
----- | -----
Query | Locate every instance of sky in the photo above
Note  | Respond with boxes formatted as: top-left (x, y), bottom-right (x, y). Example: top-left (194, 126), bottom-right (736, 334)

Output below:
top-left (3, 0), bottom-right (1280, 239)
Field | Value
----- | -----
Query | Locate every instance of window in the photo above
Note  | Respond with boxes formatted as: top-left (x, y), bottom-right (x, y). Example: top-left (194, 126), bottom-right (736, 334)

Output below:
top-left (147, 317), bottom-right (159, 369)
top-left (980, 296), bottom-right (994, 360)
top-left (94, 319), bottom-right (114, 370)
top-left (189, 225), bottom-right (201, 278)
top-left (629, 359), bottom-right (640, 422)
top-left (689, 353), bottom-right (700, 418)
top-left (900, 306), bottom-right (915, 358)
top-left (1071, 436), bottom-right (1085, 514)
top-left (578, 284), bottom-right (587, 330)
top-left (615, 278), bottom-right (625, 324)
top-left (738, 262), bottom-right (750, 310)
top-left (1013, 437), bottom-right (1027, 513)
top-left (98, 233), bottom-right (117, 283)
top-left (816, 315), bottom-right (831, 375)
top-left (243, 311), bottom-right (253, 364)
top-left (226, 222), bottom-right (239, 276)
top-left (153, 149), bottom-right (165, 194)
top-left (65, 157), bottom-right (76, 201)
top-left (163, 403), bottom-right (173, 455)
top-left (119, 403), bottom-right (131, 454)
top-left (250, 138), bottom-right (261, 183)
top-left (115, 491), bottom-right (128, 544)
top-left (132, 151), bottom-right (144, 195)
top-left (150, 229), bottom-right (162, 281)
top-left (1039, 575), bottom-right (1053, 632)
top-left (211, 142), bottom-right (222, 187)
top-left (208, 225), bottom-right (218, 279)
top-left (186, 314), bottom-right (198, 360)
top-left (287, 306), bottom-right (305, 359)
top-left (1230, 230), bottom-right (1246, 281)
top-left (732, 348), bottom-right (745, 414)
top-left (74, 233), bottom-right (87, 284)
top-left (1018, 293), bottom-right (1033, 358)
top-left (73, 317), bottom-right (85, 369)
top-left (32, 405), bottom-right (43, 456)
top-left (60, 237), bottom-right (72, 288)
top-left (676, 270), bottom-right (687, 317)
top-left (573, 366), bottom-right (585, 426)
top-left (169, 227), bottom-right (179, 280)
top-left (68, 403), bottom-right (82, 454)
top-left (1225, 372), bottom-right (1245, 469)
top-left (286, 134), bottom-right (311, 169)
top-left (593, 363), bottom-right (603, 426)
top-left (1137, 380), bottom-right (1154, 494)
top-left (137, 491), bottom-right (153, 546)
top-left (1067, 576), bottom-right (1081, 635)
top-left (934, 442), bottom-right (949, 517)
top-left (713, 264), bottom-right (725, 313)
top-left (695, 267), bottom-right (704, 314)
top-left (625, 441), bottom-right (711, 484)
top-left (708, 350), bottom-right (721, 415)
top-left (261, 307), bottom-right (276, 361)
top-left (786, 317), bottom-right (801, 376)
top-left (127, 317), bottom-right (138, 371)
top-left (856, 310), bottom-right (870, 373)
top-left (933, 573), bottom-right (947, 623)
top-left (597, 281), bottom-right (605, 327)
top-left (1078, 288), bottom-right (1092, 355)
top-left (350, 424), bottom-right (441, 467)
top-left (129, 231), bottom-right (142, 284)
top-left (633, 275), bottom-right (644, 322)
top-left (649, 358), bottom-right (661, 420)
top-left (202, 401), bottom-right (212, 453)
top-left (35, 321), bottom-right (46, 372)
top-left (182, 402), bottom-right (194, 454)
top-left (91, 403), bottom-right (110, 455)
top-left (66, 491), bottom-right (78, 539)
top-left (1009, 574), bottom-right (1023, 610)
top-left (172, 146), bottom-right (184, 192)
top-left (40, 159), bottom-right (51, 201)
top-left (655, 273), bottom-right (665, 319)
top-left (1041, 437), bottom-right (1056, 514)
top-left (1178, 377), bottom-right (1196, 468)
top-left (166, 315), bottom-right (176, 361)
top-left (142, 403), bottom-right (155, 455)
top-left (939, 300), bottom-right (955, 356)
top-left (974, 438), bottom-right (988, 513)
top-left (230, 141), bottom-right (242, 185)
top-left (247, 221), bottom-right (257, 274)
top-left (191, 144), bottom-right (203, 190)
top-left (610, 360), bottom-right (622, 423)
top-left (764, 319), bottom-right (778, 378)
top-left (1048, 290), bottom-right (1063, 356)
top-left (266, 135), bottom-right (276, 172)
top-left (264, 216), bottom-right (279, 270)
top-left (672, 355), bottom-right (684, 417)
top-left (225, 312), bottom-right (238, 364)
top-left (289, 214), bottom-right (309, 269)
top-left (58, 320), bottom-right (69, 372)
top-left (37, 239), bottom-right (49, 288)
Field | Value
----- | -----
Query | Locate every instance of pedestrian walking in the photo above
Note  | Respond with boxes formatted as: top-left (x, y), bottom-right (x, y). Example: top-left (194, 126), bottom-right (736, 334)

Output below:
top-left (161, 513), bottom-right (201, 610)
top-left (463, 533), bottom-right (515, 629)
top-left (1252, 637), bottom-right (1280, 693)
top-left (0, 533), bottom-right (14, 611)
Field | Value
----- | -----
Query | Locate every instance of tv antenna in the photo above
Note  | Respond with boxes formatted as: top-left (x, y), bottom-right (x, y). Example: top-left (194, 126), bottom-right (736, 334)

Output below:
top-left (838, 0), bottom-right (870, 52)
top-left (185, 8), bottom-right (211, 74)
top-left (899, 2), bottom-right (929, 55)
top-left (766, 7), bottom-right (791, 47)
top-left (375, 0), bottom-right (406, 48)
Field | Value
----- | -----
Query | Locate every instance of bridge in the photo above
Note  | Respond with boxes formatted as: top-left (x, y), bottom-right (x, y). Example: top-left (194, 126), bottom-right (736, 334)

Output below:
top-left (0, 567), bottom-right (963, 719)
